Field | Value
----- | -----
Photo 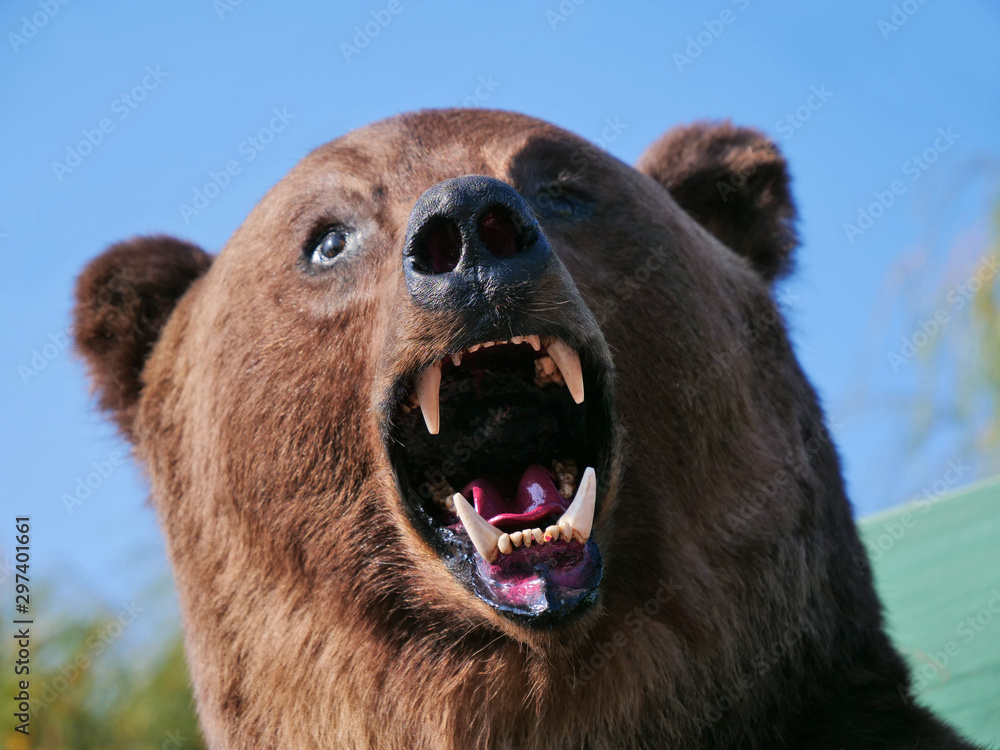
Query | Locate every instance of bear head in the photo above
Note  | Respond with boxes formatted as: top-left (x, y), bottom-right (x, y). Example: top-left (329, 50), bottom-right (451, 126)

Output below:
top-left (73, 110), bottom-right (973, 749)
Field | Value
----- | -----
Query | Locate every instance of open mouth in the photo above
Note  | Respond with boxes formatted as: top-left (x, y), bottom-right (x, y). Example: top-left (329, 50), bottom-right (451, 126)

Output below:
top-left (386, 334), bottom-right (614, 623)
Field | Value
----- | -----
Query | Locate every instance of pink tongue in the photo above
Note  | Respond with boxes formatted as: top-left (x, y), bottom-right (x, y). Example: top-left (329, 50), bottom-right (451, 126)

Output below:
top-left (462, 465), bottom-right (568, 526)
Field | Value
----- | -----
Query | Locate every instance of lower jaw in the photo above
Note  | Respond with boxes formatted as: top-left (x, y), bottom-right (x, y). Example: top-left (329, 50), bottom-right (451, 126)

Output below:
top-left (471, 539), bottom-right (603, 621)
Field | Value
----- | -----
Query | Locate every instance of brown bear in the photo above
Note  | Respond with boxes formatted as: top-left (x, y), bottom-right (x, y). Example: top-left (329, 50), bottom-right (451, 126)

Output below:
top-left (73, 109), bottom-right (980, 749)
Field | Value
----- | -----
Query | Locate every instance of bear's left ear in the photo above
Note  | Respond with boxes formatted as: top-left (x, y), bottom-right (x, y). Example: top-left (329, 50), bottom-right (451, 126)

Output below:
top-left (73, 235), bottom-right (213, 439)
top-left (636, 120), bottom-right (798, 283)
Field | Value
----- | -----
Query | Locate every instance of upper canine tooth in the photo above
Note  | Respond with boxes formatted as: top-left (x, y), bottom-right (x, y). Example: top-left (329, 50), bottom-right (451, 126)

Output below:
top-left (415, 362), bottom-right (442, 435)
top-left (526, 334), bottom-right (541, 351)
top-left (558, 467), bottom-right (596, 543)
top-left (451, 492), bottom-right (503, 563)
top-left (546, 339), bottom-right (584, 404)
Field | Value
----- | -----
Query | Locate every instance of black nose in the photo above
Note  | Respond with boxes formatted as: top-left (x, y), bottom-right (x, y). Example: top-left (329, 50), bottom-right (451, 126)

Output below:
top-left (403, 175), bottom-right (553, 311)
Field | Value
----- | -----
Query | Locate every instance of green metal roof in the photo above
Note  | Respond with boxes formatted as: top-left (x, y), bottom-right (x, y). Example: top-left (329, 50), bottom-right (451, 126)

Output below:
top-left (859, 476), bottom-right (1000, 746)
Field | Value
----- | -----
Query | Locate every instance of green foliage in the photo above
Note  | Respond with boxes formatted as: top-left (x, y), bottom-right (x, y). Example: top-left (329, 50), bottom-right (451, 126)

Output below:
top-left (845, 188), bottom-right (1000, 488)
top-left (912, 198), bottom-right (1000, 470)
top-left (2, 597), bottom-right (205, 750)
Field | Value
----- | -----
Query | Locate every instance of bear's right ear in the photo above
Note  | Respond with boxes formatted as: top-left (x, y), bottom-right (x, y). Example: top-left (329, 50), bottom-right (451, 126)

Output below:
top-left (73, 235), bottom-right (213, 439)
top-left (636, 120), bottom-right (798, 283)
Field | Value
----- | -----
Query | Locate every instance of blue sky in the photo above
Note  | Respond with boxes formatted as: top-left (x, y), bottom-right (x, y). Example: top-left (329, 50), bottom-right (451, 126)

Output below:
top-left (2, 0), bottom-right (999, 609)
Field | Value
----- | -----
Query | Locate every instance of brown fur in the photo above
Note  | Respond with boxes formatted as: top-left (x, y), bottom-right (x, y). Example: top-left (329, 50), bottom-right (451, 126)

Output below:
top-left (73, 235), bottom-right (212, 439)
top-left (636, 120), bottom-right (798, 282)
top-left (74, 110), bottom-right (977, 749)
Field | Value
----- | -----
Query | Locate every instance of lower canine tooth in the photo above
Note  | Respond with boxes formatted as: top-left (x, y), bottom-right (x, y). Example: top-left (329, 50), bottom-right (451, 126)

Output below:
top-left (546, 339), bottom-right (584, 404)
top-left (451, 492), bottom-right (502, 563)
top-left (558, 467), bottom-right (596, 543)
top-left (415, 362), bottom-right (442, 435)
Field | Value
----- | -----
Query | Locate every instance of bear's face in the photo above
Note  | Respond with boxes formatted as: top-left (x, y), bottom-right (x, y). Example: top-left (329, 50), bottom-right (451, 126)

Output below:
top-left (134, 110), bottom-right (785, 627)
top-left (76, 110), bottom-right (911, 748)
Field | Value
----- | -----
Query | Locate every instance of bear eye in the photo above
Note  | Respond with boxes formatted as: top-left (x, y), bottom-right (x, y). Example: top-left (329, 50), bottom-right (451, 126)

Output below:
top-left (309, 228), bottom-right (349, 267)
top-left (544, 194), bottom-right (576, 218)
top-left (533, 185), bottom-right (593, 221)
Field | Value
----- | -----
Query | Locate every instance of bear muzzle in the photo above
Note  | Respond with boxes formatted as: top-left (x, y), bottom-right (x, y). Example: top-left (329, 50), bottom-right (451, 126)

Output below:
top-left (378, 178), bottom-right (620, 624)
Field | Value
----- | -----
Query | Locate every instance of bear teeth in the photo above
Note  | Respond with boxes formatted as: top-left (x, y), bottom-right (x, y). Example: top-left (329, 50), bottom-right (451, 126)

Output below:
top-left (557, 467), bottom-right (596, 544)
top-left (545, 338), bottom-right (584, 404)
top-left (415, 361), bottom-right (442, 435)
top-left (412, 336), bottom-right (583, 436)
top-left (450, 491), bottom-right (503, 563)
top-left (449, 467), bottom-right (597, 563)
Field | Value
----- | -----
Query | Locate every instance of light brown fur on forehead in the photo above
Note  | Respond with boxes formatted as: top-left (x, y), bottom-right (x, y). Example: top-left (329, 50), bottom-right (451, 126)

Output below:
top-left (296, 109), bottom-right (584, 201)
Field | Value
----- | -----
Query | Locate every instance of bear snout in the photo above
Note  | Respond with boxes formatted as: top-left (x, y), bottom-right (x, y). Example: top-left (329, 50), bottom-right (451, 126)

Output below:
top-left (402, 175), bottom-right (555, 315)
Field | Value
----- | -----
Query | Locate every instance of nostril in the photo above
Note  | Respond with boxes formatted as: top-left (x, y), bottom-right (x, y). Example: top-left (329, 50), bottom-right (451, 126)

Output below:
top-left (477, 206), bottom-right (521, 258)
top-left (420, 218), bottom-right (463, 273)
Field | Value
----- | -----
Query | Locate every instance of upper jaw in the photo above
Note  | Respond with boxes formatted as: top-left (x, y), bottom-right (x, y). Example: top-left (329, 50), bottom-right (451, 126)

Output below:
top-left (379, 315), bottom-right (617, 625)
